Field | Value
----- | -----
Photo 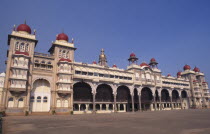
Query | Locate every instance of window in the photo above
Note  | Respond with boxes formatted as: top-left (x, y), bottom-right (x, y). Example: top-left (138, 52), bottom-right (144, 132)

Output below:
top-left (25, 44), bottom-right (29, 52)
top-left (20, 43), bottom-right (25, 52)
top-left (104, 74), bottom-right (109, 78)
top-left (75, 71), bottom-right (81, 74)
top-left (37, 96), bottom-right (41, 102)
top-left (99, 74), bottom-right (104, 77)
top-left (30, 96), bottom-right (35, 102)
top-left (82, 72), bottom-right (87, 75)
top-left (110, 75), bottom-right (114, 78)
top-left (43, 96), bottom-right (48, 102)
top-left (88, 72), bottom-right (93, 76)
top-left (115, 75), bottom-right (119, 79)
top-left (94, 73), bottom-right (98, 76)
top-left (9, 98), bottom-right (14, 101)
top-left (15, 42), bottom-right (19, 50)
top-left (41, 61), bottom-right (45, 64)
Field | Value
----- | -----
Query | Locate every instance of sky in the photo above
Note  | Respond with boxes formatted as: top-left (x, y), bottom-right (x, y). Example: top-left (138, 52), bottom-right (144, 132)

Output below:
top-left (0, 0), bottom-right (210, 83)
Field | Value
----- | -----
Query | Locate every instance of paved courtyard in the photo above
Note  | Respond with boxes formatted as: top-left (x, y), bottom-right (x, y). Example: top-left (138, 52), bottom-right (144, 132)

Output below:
top-left (3, 109), bottom-right (210, 134)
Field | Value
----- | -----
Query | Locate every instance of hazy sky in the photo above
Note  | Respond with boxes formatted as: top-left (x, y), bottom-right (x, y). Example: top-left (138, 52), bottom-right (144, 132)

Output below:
top-left (0, 0), bottom-right (210, 83)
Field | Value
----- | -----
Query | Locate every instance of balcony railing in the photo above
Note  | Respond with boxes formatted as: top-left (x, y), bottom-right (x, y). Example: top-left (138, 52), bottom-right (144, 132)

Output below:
top-left (34, 52), bottom-right (54, 58)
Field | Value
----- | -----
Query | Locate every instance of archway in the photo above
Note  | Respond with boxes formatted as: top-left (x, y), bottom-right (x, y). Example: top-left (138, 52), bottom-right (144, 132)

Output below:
top-left (116, 85), bottom-right (131, 111)
top-left (181, 90), bottom-right (189, 109)
top-left (95, 84), bottom-right (113, 102)
top-left (172, 90), bottom-right (179, 102)
top-left (161, 89), bottom-right (170, 102)
top-left (30, 79), bottom-right (51, 112)
top-left (73, 82), bottom-right (92, 102)
top-left (141, 87), bottom-right (153, 111)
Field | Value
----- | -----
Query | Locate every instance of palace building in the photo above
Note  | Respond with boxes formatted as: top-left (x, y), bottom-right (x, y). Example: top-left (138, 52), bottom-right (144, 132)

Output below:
top-left (0, 22), bottom-right (209, 115)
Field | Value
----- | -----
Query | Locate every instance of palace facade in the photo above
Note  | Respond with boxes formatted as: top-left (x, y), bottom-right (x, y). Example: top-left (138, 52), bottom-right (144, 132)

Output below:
top-left (0, 23), bottom-right (209, 115)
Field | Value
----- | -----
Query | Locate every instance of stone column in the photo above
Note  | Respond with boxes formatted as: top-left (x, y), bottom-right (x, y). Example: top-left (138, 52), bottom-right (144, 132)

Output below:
top-left (159, 95), bottom-right (162, 110)
top-left (93, 93), bottom-right (96, 113)
top-left (170, 96), bottom-right (173, 110)
top-left (138, 94), bottom-right (141, 111)
top-left (114, 94), bottom-right (117, 112)
top-left (131, 94), bottom-right (134, 112)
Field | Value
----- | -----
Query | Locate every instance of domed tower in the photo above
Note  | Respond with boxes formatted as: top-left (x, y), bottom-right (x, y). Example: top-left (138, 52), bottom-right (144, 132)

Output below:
top-left (48, 32), bottom-right (76, 112)
top-left (128, 53), bottom-right (138, 65)
top-left (149, 58), bottom-right (158, 68)
top-left (1, 22), bottom-right (38, 111)
top-left (98, 49), bottom-right (107, 66)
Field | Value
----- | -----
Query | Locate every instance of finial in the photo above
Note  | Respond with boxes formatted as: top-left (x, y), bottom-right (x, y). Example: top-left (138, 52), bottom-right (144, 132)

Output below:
top-left (24, 20), bottom-right (26, 24)
top-left (101, 48), bottom-right (104, 52)
top-left (71, 38), bottom-right (74, 43)
top-left (33, 29), bottom-right (36, 35)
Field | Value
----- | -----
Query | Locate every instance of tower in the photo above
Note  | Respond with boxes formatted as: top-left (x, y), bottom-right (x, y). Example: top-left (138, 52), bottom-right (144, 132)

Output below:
top-left (1, 22), bottom-right (38, 112)
top-left (48, 32), bottom-right (76, 112)
top-left (98, 49), bottom-right (107, 66)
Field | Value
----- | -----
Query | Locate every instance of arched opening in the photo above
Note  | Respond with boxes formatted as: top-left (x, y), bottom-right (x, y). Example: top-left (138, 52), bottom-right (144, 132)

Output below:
top-left (30, 79), bottom-right (51, 112)
top-left (95, 84), bottom-right (113, 102)
top-left (161, 89), bottom-right (170, 102)
top-left (181, 90), bottom-right (188, 109)
top-left (73, 82), bottom-right (92, 102)
top-left (8, 97), bottom-right (14, 108)
top-left (181, 90), bottom-right (187, 98)
top-left (17, 98), bottom-right (24, 108)
top-left (116, 85), bottom-right (131, 112)
top-left (141, 87), bottom-right (153, 111)
top-left (172, 90), bottom-right (179, 102)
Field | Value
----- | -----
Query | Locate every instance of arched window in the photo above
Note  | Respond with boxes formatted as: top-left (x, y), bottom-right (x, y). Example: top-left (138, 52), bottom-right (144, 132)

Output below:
top-left (30, 96), bottom-right (35, 102)
top-left (18, 98), bottom-right (24, 108)
top-left (15, 42), bottom-right (19, 50)
top-left (35, 60), bottom-right (39, 63)
top-left (47, 61), bottom-right (51, 65)
top-left (43, 96), bottom-right (48, 102)
top-left (25, 44), bottom-right (29, 52)
top-left (41, 61), bottom-right (45, 64)
top-left (62, 50), bottom-right (66, 58)
top-left (8, 98), bottom-right (14, 107)
top-left (20, 43), bottom-right (25, 52)
top-left (37, 96), bottom-right (41, 102)
top-left (59, 49), bottom-right (62, 58)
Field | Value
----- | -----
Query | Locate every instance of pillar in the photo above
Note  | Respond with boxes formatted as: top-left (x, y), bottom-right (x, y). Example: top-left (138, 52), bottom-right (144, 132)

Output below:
top-left (93, 93), bottom-right (96, 113)
top-left (138, 94), bottom-right (141, 111)
top-left (131, 94), bottom-right (134, 112)
top-left (170, 96), bottom-right (173, 110)
top-left (159, 95), bottom-right (162, 110)
top-left (114, 94), bottom-right (117, 112)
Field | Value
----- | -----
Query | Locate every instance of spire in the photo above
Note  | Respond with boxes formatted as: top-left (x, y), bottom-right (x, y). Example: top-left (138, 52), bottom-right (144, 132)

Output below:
top-left (98, 48), bottom-right (107, 66)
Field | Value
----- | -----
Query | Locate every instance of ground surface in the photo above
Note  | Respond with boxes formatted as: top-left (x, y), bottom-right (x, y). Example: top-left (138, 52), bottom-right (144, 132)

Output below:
top-left (3, 109), bottom-right (210, 134)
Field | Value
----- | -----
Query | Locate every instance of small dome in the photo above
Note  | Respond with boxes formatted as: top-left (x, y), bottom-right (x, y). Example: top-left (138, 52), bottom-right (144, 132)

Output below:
top-left (17, 24), bottom-right (31, 34)
top-left (150, 58), bottom-right (156, 62)
top-left (177, 71), bottom-right (182, 76)
top-left (183, 65), bottom-right (191, 70)
top-left (113, 64), bottom-right (117, 68)
top-left (56, 33), bottom-right (69, 42)
top-left (92, 61), bottom-right (97, 64)
top-left (167, 74), bottom-right (171, 77)
top-left (130, 53), bottom-right (136, 57)
top-left (193, 67), bottom-right (200, 72)
top-left (140, 62), bottom-right (150, 67)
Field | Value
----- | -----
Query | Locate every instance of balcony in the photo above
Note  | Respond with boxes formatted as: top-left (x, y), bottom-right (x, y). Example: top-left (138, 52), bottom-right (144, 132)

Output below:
top-left (9, 87), bottom-right (26, 92)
